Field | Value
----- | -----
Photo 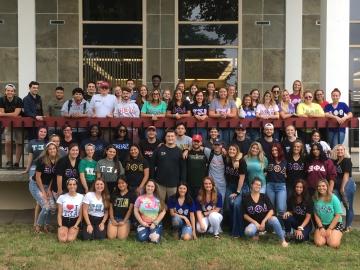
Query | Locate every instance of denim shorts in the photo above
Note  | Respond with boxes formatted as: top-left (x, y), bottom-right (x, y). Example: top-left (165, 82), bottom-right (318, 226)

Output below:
top-left (180, 225), bottom-right (193, 237)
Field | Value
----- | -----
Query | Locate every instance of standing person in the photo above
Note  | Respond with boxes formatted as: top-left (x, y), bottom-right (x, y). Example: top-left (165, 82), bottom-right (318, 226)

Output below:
top-left (196, 176), bottom-right (223, 238)
top-left (239, 94), bottom-right (259, 141)
top-left (79, 143), bottom-right (97, 194)
top-left (168, 182), bottom-right (197, 240)
top-left (314, 89), bottom-right (329, 109)
top-left (175, 122), bottom-right (192, 151)
top-left (84, 81), bottom-right (97, 102)
top-left (203, 139), bottom-right (227, 202)
top-left (250, 88), bottom-right (260, 108)
top-left (176, 81), bottom-right (185, 93)
top-left (313, 179), bottom-right (344, 248)
top-left (112, 125), bottom-right (132, 164)
top-left (281, 125), bottom-right (298, 154)
top-left (126, 79), bottom-right (138, 101)
top-left (258, 123), bottom-right (278, 159)
top-left (306, 143), bottom-right (337, 195)
top-left (141, 89), bottom-right (167, 140)
top-left (206, 82), bottom-right (216, 103)
top-left (134, 179), bottom-right (166, 243)
top-left (208, 87), bottom-right (237, 143)
top-left (242, 178), bottom-right (288, 247)
top-left (203, 127), bottom-right (220, 149)
top-left (0, 83), bottom-right (23, 168)
top-left (244, 142), bottom-right (268, 194)
top-left (47, 86), bottom-right (65, 117)
top-left (290, 80), bottom-right (303, 109)
top-left (224, 144), bottom-right (247, 237)
top-left (29, 142), bottom-right (60, 233)
top-left (114, 85), bottom-right (122, 103)
top-left (107, 177), bottom-right (135, 240)
top-left (162, 88), bottom-right (172, 105)
top-left (286, 139), bottom-right (307, 192)
top-left (183, 135), bottom-right (208, 198)
top-left (59, 125), bottom-right (77, 153)
top-left (82, 178), bottom-right (110, 240)
top-left (166, 89), bottom-right (191, 119)
top-left (124, 144), bottom-right (149, 194)
top-left (135, 85), bottom-right (149, 110)
top-left (296, 90), bottom-right (325, 144)
top-left (114, 86), bottom-right (140, 118)
top-left (23, 81), bottom-right (44, 140)
top-left (271, 85), bottom-right (281, 105)
top-left (228, 85), bottom-right (242, 108)
top-left (305, 129), bottom-right (331, 156)
top-left (96, 144), bottom-right (125, 193)
top-left (324, 88), bottom-right (353, 148)
top-left (139, 126), bottom-right (161, 171)
top-left (56, 143), bottom-right (82, 195)
top-left (283, 179), bottom-right (313, 242)
top-left (331, 144), bottom-right (356, 232)
top-left (57, 178), bottom-right (83, 242)
top-left (49, 134), bottom-right (67, 157)
top-left (256, 91), bottom-right (280, 140)
top-left (190, 89), bottom-right (209, 140)
top-left (80, 124), bottom-right (107, 161)
top-left (151, 74), bottom-right (162, 91)
top-left (231, 124), bottom-right (251, 155)
top-left (89, 81), bottom-right (116, 118)
top-left (279, 89), bottom-right (296, 119)
top-left (266, 143), bottom-right (287, 224)
top-left (152, 129), bottom-right (185, 202)
top-left (186, 84), bottom-right (198, 104)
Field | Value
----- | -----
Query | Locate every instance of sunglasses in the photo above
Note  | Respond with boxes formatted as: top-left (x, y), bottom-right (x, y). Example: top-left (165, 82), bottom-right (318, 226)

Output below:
top-left (305, 96), bottom-right (313, 99)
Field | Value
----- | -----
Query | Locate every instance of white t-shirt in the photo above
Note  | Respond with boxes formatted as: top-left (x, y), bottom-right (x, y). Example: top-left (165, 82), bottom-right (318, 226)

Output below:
top-left (256, 103), bottom-right (279, 116)
top-left (57, 193), bottom-right (84, 218)
top-left (89, 94), bottom-right (117, 117)
top-left (114, 100), bottom-right (140, 118)
top-left (83, 192), bottom-right (105, 217)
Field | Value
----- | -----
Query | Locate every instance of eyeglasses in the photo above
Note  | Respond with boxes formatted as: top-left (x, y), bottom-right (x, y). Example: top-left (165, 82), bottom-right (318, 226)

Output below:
top-left (305, 96), bottom-right (313, 99)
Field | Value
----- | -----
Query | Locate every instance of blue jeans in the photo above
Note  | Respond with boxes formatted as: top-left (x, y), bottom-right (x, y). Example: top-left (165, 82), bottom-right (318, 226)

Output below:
top-left (333, 178), bottom-right (356, 228)
top-left (29, 180), bottom-right (54, 226)
top-left (137, 223), bottom-right (163, 243)
top-left (328, 131), bottom-right (345, 148)
top-left (172, 215), bottom-right (193, 238)
top-left (225, 183), bottom-right (245, 237)
top-left (266, 182), bottom-right (287, 222)
top-left (244, 216), bottom-right (285, 241)
top-left (284, 215), bottom-right (312, 241)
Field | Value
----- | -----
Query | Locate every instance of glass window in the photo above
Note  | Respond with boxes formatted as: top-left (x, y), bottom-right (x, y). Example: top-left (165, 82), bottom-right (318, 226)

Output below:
top-left (350, 23), bottom-right (360, 45)
top-left (83, 24), bottom-right (142, 46)
top-left (83, 48), bottom-right (142, 87)
top-left (83, 0), bottom-right (142, 21)
top-left (350, 0), bottom-right (360, 21)
top-left (178, 48), bottom-right (238, 88)
top-left (179, 24), bottom-right (238, 46)
top-left (179, 0), bottom-right (238, 21)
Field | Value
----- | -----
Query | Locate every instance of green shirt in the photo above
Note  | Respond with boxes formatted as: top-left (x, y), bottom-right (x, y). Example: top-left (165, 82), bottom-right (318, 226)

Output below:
top-left (141, 101), bottom-right (167, 115)
top-left (314, 194), bottom-right (343, 225)
top-left (47, 99), bottom-right (65, 116)
top-left (79, 158), bottom-right (97, 182)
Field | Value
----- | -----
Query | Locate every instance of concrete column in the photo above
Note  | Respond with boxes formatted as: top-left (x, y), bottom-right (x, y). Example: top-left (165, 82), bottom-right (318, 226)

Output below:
top-left (320, 0), bottom-right (350, 102)
top-left (18, 0), bottom-right (36, 98)
top-left (285, 0), bottom-right (302, 90)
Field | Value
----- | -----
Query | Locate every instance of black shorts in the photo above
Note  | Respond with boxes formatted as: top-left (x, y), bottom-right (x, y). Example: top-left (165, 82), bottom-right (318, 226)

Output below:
top-left (62, 217), bottom-right (77, 228)
top-left (323, 222), bottom-right (344, 232)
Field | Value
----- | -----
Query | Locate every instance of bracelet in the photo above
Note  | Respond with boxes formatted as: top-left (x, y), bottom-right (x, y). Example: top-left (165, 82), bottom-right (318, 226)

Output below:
top-left (236, 191), bottom-right (241, 195)
top-left (297, 226), bottom-right (304, 231)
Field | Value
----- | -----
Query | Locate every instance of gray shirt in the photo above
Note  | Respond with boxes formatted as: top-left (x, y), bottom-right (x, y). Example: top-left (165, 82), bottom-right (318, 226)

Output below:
top-left (95, 158), bottom-right (125, 183)
top-left (204, 147), bottom-right (226, 187)
top-left (176, 135), bottom-right (192, 151)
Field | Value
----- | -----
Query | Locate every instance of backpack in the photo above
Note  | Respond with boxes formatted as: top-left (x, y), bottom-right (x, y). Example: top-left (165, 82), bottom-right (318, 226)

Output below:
top-left (68, 100), bottom-right (87, 114)
top-left (207, 150), bottom-right (226, 173)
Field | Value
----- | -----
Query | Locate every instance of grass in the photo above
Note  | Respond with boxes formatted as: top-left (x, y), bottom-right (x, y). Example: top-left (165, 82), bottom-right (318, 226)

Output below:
top-left (0, 225), bottom-right (360, 270)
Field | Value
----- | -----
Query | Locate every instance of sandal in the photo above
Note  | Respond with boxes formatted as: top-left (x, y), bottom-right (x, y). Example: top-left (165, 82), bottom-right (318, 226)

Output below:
top-left (34, 225), bottom-right (41, 233)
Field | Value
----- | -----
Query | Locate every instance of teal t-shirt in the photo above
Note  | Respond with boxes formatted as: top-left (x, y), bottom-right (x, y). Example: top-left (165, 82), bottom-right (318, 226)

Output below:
top-left (79, 158), bottom-right (97, 182)
top-left (245, 156), bottom-right (268, 186)
top-left (141, 101), bottom-right (167, 115)
top-left (314, 194), bottom-right (343, 225)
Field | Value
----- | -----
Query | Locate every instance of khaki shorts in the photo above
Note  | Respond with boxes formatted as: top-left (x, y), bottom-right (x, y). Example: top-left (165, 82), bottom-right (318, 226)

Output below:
top-left (4, 127), bottom-right (23, 144)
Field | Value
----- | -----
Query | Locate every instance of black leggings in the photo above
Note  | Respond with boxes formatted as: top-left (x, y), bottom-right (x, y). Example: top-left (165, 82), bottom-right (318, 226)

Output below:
top-left (82, 215), bottom-right (106, 240)
top-left (62, 217), bottom-right (77, 228)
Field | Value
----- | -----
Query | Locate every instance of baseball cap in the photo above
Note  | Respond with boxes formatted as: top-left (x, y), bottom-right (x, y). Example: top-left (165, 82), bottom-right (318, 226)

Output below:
top-left (192, 134), bottom-right (202, 142)
top-left (147, 126), bottom-right (156, 131)
top-left (99, 81), bottom-right (110, 89)
top-left (236, 124), bottom-right (246, 130)
top-left (213, 138), bottom-right (223, 145)
top-left (264, 123), bottom-right (274, 129)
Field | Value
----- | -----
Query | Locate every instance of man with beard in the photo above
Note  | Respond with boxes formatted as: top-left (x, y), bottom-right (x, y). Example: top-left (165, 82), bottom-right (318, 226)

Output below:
top-left (257, 123), bottom-right (279, 159)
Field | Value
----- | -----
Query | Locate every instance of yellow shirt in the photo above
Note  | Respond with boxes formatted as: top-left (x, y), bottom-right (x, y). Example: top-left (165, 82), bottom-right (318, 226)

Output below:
top-left (296, 102), bottom-right (325, 117)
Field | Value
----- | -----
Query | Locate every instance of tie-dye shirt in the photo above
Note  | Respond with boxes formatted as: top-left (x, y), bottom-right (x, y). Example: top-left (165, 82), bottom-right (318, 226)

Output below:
top-left (135, 195), bottom-right (161, 224)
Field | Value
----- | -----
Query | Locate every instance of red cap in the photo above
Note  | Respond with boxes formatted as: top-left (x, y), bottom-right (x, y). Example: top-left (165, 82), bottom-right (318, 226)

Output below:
top-left (99, 81), bottom-right (110, 89)
top-left (192, 134), bottom-right (203, 142)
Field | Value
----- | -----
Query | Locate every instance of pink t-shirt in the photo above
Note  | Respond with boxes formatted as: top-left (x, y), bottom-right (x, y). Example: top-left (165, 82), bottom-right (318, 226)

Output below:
top-left (256, 104), bottom-right (279, 116)
top-left (134, 195), bottom-right (161, 224)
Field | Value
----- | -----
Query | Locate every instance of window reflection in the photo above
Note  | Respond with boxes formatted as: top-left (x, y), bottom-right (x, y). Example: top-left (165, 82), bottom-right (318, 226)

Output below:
top-left (83, 0), bottom-right (142, 21)
top-left (350, 0), bottom-right (360, 21)
top-left (350, 23), bottom-right (360, 45)
top-left (179, 0), bottom-right (238, 21)
top-left (179, 24), bottom-right (238, 45)
top-left (179, 48), bottom-right (238, 89)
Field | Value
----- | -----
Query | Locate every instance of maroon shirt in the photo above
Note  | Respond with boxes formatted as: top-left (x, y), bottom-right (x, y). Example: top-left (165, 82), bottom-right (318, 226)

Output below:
top-left (305, 159), bottom-right (337, 189)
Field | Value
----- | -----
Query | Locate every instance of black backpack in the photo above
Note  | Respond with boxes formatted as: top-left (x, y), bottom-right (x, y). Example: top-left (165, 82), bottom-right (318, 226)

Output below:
top-left (207, 150), bottom-right (226, 172)
top-left (67, 100), bottom-right (87, 114)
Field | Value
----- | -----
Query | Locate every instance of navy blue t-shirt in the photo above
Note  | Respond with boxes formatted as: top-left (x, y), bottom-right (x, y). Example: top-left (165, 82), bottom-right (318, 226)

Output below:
top-left (167, 195), bottom-right (195, 219)
top-left (112, 138), bottom-right (131, 163)
top-left (266, 159), bottom-right (287, 183)
top-left (190, 103), bottom-right (208, 116)
top-left (324, 102), bottom-right (350, 132)
top-left (81, 138), bottom-right (108, 161)
top-left (195, 192), bottom-right (223, 213)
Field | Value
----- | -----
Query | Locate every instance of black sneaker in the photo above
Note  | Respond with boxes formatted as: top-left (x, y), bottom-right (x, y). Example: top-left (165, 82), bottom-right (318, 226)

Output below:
top-left (13, 163), bottom-right (19, 169)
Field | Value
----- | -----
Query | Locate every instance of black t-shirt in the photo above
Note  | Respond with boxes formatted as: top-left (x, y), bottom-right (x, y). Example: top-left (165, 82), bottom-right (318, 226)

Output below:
top-left (266, 159), bottom-right (287, 183)
top-left (186, 148), bottom-right (208, 188)
top-left (167, 100), bottom-right (190, 114)
top-left (333, 158), bottom-right (352, 189)
top-left (225, 158), bottom-right (247, 185)
top-left (287, 198), bottom-right (313, 225)
top-left (190, 103), bottom-right (208, 116)
top-left (60, 138), bottom-right (77, 153)
top-left (33, 159), bottom-right (56, 186)
top-left (112, 138), bottom-right (131, 164)
top-left (281, 138), bottom-right (298, 155)
top-left (286, 155), bottom-right (306, 187)
top-left (55, 156), bottom-right (80, 193)
top-left (231, 138), bottom-right (251, 155)
top-left (111, 191), bottom-right (136, 219)
top-left (0, 96), bottom-right (23, 113)
top-left (258, 137), bottom-right (279, 160)
top-left (124, 158), bottom-right (149, 188)
top-left (242, 193), bottom-right (274, 224)
top-left (139, 139), bottom-right (161, 161)
top-left (80, 138), bottom-right (108, 161)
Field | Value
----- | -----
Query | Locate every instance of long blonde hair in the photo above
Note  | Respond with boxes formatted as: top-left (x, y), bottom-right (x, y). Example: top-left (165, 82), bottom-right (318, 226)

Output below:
top-left (226, 144), bottom-right (243, 169)
top-left (313, 179), bottom-right (332, 202)
top-left (245, 142), bottom-right (266, 169)
top-left (40, 142), bottom-right (60, 167)
top-left (292, 80), bottom-right (304, 97)
top-left (280, 89), bottom-right (290, 113)
top-left (330, 144), bottom-right (351, 160)
top-left (90, 178), bottom-right (110, 209)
